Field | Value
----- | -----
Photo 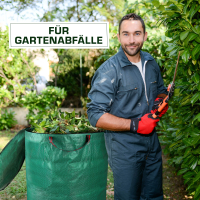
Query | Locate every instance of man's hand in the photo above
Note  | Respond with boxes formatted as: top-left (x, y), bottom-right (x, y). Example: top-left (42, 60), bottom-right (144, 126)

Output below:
top-left (151, 97), bottom-right (168, 117)
top-left (130, 113), bottom-right (159, 135)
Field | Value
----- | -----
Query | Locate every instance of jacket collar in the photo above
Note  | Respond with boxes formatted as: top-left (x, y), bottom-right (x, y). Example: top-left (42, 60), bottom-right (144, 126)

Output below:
top-left (117, 46), bottom-right (154, 68)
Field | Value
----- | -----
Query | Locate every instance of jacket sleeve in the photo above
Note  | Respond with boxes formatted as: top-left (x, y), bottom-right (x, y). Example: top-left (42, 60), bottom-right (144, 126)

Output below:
top-left (87, 67), bottom-right (116, 127)
top-left (156, 63), bottom-right (168, 96)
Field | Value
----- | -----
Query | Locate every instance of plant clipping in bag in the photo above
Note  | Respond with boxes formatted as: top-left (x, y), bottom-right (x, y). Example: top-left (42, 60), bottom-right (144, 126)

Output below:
top-left (31, 110), bottom-right (101, 134)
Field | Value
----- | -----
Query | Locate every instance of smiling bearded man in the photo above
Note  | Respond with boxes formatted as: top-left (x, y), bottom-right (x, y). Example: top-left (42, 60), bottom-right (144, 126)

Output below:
top-left (87, 13), bottom-right (168, 200)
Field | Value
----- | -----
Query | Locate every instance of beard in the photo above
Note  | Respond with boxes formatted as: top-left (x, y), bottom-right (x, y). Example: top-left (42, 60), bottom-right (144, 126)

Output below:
top-left (121, 42), bottom-right (143, 57)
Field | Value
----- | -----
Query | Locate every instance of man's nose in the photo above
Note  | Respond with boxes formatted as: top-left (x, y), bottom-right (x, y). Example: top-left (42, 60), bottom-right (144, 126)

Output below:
top-left (129, 35), bottom-right (135, 43)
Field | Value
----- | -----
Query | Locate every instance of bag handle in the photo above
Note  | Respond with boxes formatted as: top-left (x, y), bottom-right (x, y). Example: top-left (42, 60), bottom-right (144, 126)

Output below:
top-left (49, 135), bottom-right (91, 152)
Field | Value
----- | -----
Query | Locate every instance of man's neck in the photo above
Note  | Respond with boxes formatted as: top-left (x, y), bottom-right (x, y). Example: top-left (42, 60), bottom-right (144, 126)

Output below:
top-left (124, 51), bottom-right (141, 63)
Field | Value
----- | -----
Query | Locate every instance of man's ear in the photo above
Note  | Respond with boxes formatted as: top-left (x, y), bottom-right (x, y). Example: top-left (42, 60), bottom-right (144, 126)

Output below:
top-left (144, 32), bottom-right (148, 41)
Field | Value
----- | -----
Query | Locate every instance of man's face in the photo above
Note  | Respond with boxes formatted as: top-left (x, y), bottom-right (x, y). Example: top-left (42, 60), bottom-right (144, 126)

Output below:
top-left (117, 19), bottom-right (147, 58)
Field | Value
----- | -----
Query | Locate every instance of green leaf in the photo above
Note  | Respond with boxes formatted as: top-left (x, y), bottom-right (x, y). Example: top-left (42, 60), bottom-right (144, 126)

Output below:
top-left (174, 88), bottom-right (180, 96)
top-left (192, 60), bottom-right (197, 65)
top-left (186, 32), bottom-right (198, 42)
top-left (192, 44), bottom-right (200, 58)
top-left (183, 0), bottom-right (193, 14)
top-left (175, 156), bottom-right (183, 164)
top-left (193, 171), bottom-right (200, 183)
top-left (193, 113), bottom-right (200, 123)
top-left (158, 5), bottom-right (165, 11)
top-left (192, 25), bottom-right (200, 34)
top-left (35, 127), bottom-right (45, 133)
top-left (193, 148), bottom-right (200, 154)
top-left (190, 157), bottom-right (198, 170)
top-left (66, 125), bottom-right (74, 131)
top-left (195, 36), bottom-right (200, 43)
top-left (50, 126), bottom-right (59, 133)
top-left (72, 110), bottom-right (76, 118)
top-left (56, 101), bottom-right (61, 107)
top-left (152, 0), bottom-right (160, 7)
top-left (181, 94), bottom-right (192, 106)
top-left (169, 19), bottom-right (179, 28)
top-left (191, 92), bottom-right (200, 104)
top-left (183, 137), bottom-right (200, 146)
top-left (191, 5), bottom-right (200, 20)
top-left (189, 3), bottom-right (196, 20)
top-left (39, 120), bottom-right (46, 127)
top-left (184, 147), bottom-right (192, 157)
top-left (169, 48), bottom-right (178, 57)
top-left (166, 45), bottom-right (176, 52)
top-left (180, 30), bottom-right (190, 41)
top-left (169, 141), bottom-right (180, 148)
top-left (194, 184), bottom-right (200, 199)
top-left (182, 48), bottom-right (190, 63)
top-left (177, 168), bottom-right (188, 176)
top-left (183, 171), bottom-right (195, 179)
top-left (192, 73), bottom-right (200, 84)
top-left (188, 67), bottom-right (192, 75)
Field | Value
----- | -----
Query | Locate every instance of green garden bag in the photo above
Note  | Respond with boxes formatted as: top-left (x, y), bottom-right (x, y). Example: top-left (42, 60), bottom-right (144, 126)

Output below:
top-left (0, 129), bottom-right (26, 191)
top-left (25, 129), bottom-right (108, 200)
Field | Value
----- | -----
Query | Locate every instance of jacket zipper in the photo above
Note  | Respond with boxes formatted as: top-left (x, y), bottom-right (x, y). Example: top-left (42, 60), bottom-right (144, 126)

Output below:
top-left (141, 60), bottom-right (149, 106)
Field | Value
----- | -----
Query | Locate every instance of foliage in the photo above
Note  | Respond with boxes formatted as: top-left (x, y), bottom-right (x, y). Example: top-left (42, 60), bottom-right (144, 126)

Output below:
top-left (152, 0), bottom-right (200, 199)
top-left (47, 50), bottom-right (91, 107)
top-left (80, 96), bottom-right (90, 115)
top-left (20, 86), bottom-right (66, 124)
top-left (0, 87), bottom-right (12, 110)
top-left (0, 109), bottom-right (17, 130)
top-left (0, 28), bottom-right (39, 115)
top-left (0, 0), bottom-right (125, 23)
top-left (31, 110), bottom-right (99, 134)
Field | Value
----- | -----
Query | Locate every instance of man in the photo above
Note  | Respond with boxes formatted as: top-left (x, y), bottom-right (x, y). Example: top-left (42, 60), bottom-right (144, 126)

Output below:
top-left (87, 13), bottom-right (168, 200)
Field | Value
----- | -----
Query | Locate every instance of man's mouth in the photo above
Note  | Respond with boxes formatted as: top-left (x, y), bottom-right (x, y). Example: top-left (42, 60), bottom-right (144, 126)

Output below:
top-left (127, 45), bottom-right (138, 48)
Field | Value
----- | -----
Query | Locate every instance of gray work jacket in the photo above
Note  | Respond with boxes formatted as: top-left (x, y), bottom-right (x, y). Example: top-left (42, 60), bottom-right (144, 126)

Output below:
top-left (87, 46), bottom-right (167, 127)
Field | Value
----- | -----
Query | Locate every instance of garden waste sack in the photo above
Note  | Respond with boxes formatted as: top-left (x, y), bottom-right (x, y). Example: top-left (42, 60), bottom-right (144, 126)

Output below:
top-left (25, 129), bottom-right (108, 200)
top-left (0, 128), bottom-right (26, 191)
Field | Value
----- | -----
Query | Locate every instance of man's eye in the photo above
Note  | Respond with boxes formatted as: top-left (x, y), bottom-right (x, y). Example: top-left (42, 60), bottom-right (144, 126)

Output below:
top-left (136, 33), bottom-right (140, 35)
top-left (124, 33), bottom-right (128, 36)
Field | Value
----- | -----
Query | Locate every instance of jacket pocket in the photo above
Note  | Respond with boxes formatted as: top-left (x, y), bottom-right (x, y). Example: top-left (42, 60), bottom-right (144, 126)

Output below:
top-left (114, 84), bottom-right (142, 118)
top-left (117, 84), bottom-right (138, 98)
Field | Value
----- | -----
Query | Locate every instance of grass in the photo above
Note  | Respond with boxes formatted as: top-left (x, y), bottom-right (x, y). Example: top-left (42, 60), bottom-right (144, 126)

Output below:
top-left (0, 130), bottom-right (193, 200)
top-left (106, 165), bottom-right (114, 200)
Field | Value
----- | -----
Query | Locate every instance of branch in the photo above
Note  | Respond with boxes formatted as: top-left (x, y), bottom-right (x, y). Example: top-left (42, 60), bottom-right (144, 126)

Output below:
top-left (0, 66), bottom-right (12, 83)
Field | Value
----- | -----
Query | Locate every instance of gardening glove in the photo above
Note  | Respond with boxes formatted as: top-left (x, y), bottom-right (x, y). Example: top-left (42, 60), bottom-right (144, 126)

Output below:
top-left (151, 97), bottom-right (168, 118)
top-left (130, 113), bottom-right (159, 135)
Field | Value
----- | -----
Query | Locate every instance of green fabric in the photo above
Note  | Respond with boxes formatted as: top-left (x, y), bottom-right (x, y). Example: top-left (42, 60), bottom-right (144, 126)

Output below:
top-left (25, 130), bottom-right (108, 200)
top-left (0, 129), bottom-right (25, 191)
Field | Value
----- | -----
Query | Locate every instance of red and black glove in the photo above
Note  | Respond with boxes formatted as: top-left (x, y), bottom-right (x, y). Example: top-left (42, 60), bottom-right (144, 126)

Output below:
top-left (130, 113), bottom-right (159, 135)
top-left (151, 97), bottom-right (168, 117)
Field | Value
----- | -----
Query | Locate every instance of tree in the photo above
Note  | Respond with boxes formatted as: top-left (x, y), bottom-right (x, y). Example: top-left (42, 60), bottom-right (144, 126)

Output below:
top-left (151, 0), bottom-right (200, 199)
top-left (0, 0), bottom-right (125, 23)
top-left (0, 28), bottom-right (39, 115)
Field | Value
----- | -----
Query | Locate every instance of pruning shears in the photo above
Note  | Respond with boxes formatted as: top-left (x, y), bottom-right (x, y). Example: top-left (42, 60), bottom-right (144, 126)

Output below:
top-left (152, 51), bottom-right (181, 119)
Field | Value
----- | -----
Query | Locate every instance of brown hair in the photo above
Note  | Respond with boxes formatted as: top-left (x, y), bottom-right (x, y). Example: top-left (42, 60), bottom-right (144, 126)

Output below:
top-left (118, 13), bottom-right (146, 34)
